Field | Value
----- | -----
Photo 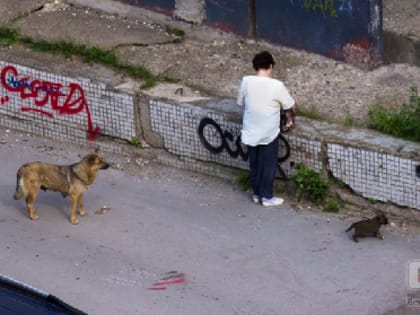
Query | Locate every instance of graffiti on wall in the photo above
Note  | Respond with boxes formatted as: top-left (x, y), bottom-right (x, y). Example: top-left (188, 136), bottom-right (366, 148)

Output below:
top-left (303, 0), bottom-right (338, 17)
top-left (198, 117), bottom-right (248, 160)
top-left (198, 117), bottom-right (292, 178)
top-left (0, 65), bottom-right (100, 140)
top-left (303, 0), bottom-right (353, 17)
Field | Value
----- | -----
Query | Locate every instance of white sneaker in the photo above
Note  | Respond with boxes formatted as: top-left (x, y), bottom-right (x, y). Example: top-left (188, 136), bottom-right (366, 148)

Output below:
top-left (261, 197), bottom-right (284, 207)
top-left (252, 195), bottom-right (259, 204)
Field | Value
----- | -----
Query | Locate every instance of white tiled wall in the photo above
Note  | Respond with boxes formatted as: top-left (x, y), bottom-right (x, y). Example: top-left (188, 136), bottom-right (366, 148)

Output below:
top-left (1, 61), bottom-right (418, 210)
top-left (0, 62), bottom-right (135, 144)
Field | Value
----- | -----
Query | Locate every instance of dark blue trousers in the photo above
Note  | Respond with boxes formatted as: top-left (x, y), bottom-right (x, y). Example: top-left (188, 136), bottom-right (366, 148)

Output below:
top-left (248, 137), bottom-right (279, 200)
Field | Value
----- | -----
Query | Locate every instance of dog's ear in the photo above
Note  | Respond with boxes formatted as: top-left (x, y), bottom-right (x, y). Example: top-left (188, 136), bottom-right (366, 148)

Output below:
top-left (92, 147), bottom-right (100, 154)
top-left (373, 210), bottom-right (383, 218)
top-left (89, 154), bottom-right (98, 164)
top-left (376, 213), bottom-right (388, 224)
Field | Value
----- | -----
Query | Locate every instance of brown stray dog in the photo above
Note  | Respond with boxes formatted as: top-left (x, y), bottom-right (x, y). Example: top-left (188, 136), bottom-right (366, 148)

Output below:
top-left (345, 213), bottom-right (389, 242)
top-left (13, 148), bottom-right (110, 224)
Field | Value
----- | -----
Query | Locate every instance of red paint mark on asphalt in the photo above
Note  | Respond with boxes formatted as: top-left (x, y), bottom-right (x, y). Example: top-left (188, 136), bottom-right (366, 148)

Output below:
top-left (147, 272), bottom-right (186, 291)
top-left (153, 277), bottom-right (186, 286)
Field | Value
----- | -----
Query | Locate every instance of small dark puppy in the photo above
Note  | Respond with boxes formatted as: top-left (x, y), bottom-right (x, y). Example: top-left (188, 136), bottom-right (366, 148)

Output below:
top-left (345, 214), bottom-right (388, 242)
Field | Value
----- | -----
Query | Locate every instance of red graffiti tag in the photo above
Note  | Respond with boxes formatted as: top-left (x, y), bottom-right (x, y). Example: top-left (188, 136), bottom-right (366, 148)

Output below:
top-left (0, 96), bottom-right (9, 105)
top-left (1, 65), bottom-right (100, 140)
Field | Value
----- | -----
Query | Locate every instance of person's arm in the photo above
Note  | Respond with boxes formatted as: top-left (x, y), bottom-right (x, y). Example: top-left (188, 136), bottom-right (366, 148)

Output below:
top-left (237, 79), bottom-right (245, 106)
top-left (277, 82), bottom-right (295, 110)
top-left (277, 82), bottom-right (296, 132)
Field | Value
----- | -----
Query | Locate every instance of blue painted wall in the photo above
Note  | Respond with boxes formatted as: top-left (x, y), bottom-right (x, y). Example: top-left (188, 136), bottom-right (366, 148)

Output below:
top-left (204, 0), bottom-right (249, 34)
top-left (116, 0), bottom-right (383, 62)
top-left (254, 0), bottom-right (382, 60)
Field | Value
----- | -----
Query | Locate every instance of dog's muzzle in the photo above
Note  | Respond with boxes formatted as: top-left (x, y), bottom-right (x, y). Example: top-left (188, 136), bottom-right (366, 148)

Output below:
top-left (101, 163), bottom-right (111, 169)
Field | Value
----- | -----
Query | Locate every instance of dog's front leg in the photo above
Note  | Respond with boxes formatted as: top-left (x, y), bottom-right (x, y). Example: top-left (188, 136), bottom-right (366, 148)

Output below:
top-left (77, 194), bottom-right (87, 216)
top-left (69, 195), bottom-right (79, 225)
top-left (352, 234), bottom-right (359, 242)
top-left (26, 192), bottom-right (39, 220)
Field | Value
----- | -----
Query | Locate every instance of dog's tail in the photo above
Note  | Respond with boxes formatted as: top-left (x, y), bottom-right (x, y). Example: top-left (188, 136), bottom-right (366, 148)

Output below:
top-left (13, 172), bottom-right (24, 200)
top-left (345, 223), bottom-right (354, 232)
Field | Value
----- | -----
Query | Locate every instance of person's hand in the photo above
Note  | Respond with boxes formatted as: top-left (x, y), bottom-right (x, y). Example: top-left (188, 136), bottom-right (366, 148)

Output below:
top-left (283, 118), bottom-right (294, 132)
top-left (281, 107), bottom-right (295, 132)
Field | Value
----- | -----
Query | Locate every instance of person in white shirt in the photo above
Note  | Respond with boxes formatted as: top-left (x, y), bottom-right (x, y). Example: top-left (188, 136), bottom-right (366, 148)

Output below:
top-left (237, 51), bottom-right (296, 207)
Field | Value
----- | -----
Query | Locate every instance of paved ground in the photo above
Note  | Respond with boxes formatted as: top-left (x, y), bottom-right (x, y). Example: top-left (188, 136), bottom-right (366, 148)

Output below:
top-left (1, 130), bottom-right (420, 315)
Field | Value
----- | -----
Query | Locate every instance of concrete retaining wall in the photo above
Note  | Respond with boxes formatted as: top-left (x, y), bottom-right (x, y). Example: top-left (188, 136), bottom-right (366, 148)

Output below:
top-left (0, 61), bottom-right (419, 210)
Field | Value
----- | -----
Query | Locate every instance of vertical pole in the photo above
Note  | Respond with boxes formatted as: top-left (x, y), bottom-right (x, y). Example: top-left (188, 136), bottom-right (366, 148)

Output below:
top-left (369, 0), bottom-right (383, 67)
top-left (248, 0), bottom-right (257, 39)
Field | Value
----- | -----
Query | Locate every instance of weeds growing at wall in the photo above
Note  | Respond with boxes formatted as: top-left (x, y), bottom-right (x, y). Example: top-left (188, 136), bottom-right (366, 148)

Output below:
top-left (0, 27), bottom-right (19, 45)
top-left (236, 171), bottom-right (251, 192)
top-left (128, 138), bottom-right (143, 148)
top-left (292, 163), bottom-right (330, 203)
top-left (368, 86), bottom-right (420, 142)
top-left (323, 198), bottom-right (340, 213)
top-left (343, 116), bottom-right (356, 127)
top-left (0, 27), bottom-right (159, 89)
top-left (165, 25), bottom-right (185, 37)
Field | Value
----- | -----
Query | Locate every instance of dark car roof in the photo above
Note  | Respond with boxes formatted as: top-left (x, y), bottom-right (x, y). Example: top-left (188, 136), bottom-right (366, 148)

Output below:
top-left (0, 274), bottom-right (87, 315)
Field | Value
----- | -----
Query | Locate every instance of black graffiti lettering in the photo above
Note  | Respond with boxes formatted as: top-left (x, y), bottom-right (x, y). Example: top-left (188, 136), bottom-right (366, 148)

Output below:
top-left (198, 117), bottom-right (292, 178)
top-left (277, 133), bottom-right (291, 163)
top-left (222, 130), bottom-right (238, 158)
top-left (197, 117), bottom-right (225, 154)
top-left (223, 130), bottom-right (248, 159)
top-left (198, 117), bottom-right (248, 160)
top-left (276, 134), bottom-right (291, 179)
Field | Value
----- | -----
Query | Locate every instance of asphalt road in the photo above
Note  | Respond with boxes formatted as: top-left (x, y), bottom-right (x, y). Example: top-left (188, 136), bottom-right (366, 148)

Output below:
top-left (0, 127), bottom-right (419, 315)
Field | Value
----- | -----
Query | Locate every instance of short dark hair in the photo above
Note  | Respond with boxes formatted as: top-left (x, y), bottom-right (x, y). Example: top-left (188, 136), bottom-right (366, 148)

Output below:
top-left (252, 51), bottom-right (275, 71)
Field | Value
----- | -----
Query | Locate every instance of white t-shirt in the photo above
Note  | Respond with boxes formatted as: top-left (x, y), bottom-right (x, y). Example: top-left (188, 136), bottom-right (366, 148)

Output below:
top-left (237, 75), bottom-right (295, 146)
